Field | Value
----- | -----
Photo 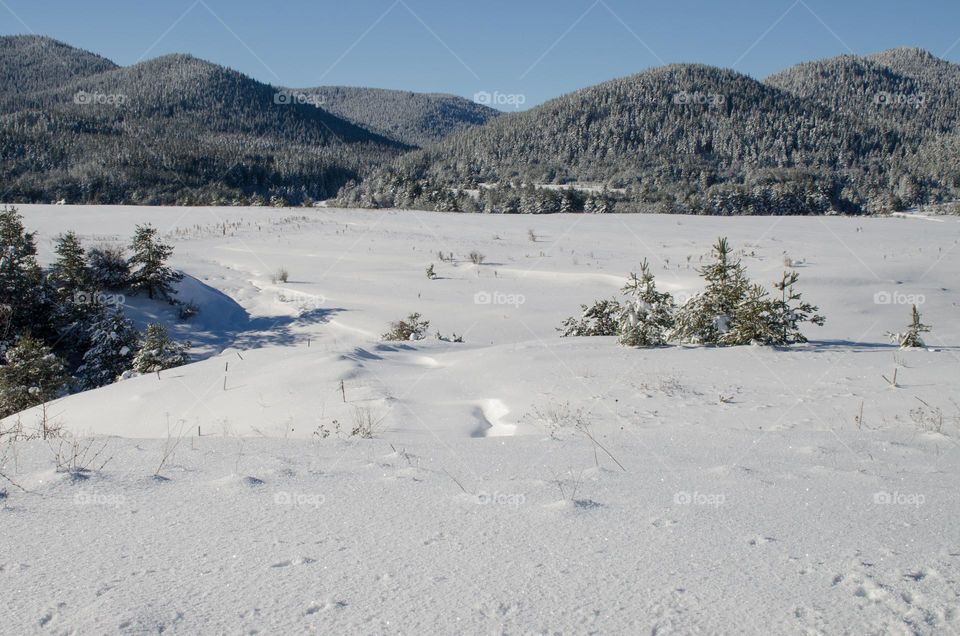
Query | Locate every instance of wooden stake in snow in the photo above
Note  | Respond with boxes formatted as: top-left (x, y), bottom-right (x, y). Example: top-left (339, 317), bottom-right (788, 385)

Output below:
top-left (340, 380), bottom-right (346, 403)
top-left (882, 367), bottom-right (898, 388)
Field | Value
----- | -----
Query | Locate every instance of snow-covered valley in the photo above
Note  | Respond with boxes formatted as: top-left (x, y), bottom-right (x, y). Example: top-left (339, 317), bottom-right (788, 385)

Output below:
top-left (2, 205), bottom-right (959, 634)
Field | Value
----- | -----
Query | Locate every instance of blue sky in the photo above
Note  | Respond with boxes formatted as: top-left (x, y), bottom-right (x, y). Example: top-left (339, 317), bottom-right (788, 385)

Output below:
top-left (2, 0), bottom-right (959, 109)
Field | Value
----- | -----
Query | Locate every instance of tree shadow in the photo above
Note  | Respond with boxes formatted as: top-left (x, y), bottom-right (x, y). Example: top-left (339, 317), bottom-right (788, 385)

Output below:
top-left (800, 339), bottom-right (905, 353)
top-left (126, 274), bottom-right (346, 357)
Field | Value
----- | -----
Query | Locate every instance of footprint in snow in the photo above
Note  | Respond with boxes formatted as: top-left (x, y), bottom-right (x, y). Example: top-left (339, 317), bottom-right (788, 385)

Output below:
top-left (649, 517), bottom-right (679, 528)
top-left (39, 602), bottom-right (66, 627)
top-left (271, 556), bottom-right (316, 568)
top-left (748, 535), bottom-right (777, 546)
top-left (306, 600), bottom-right (347, 615)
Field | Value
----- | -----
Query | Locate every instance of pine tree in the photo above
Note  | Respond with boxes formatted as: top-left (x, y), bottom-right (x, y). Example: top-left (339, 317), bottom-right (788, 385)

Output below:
top-left (0, 336), bottom-right (68, 418)
top-left (559, 299), bottom-right (621, 337)
top-left (87, 245), bottom-right (130, 290)
top-left (765, 270), bottom-right (825, 344)
top-left (722, 283), bottom-right (777, 345)
top-left (76, 309), bottom-right (141, 390)
top-left (889, 304), bottom-right (931, 348)
top-left (671, 237), bottom-right (749, 344)
top-left (50, 232), bottom-right (90, 301)
top-left (0, 206), bottom-right (52, 349)
top-left (559, 190), bottom-right (579, 213)
top-left (132, 324), bottom-right (189, 373)
top-left (618, 260), bottom-right (674, 347)
top-left (49, 232), bottom-right (99, 362)
top-left (128, 225), bottom-right (182, 300)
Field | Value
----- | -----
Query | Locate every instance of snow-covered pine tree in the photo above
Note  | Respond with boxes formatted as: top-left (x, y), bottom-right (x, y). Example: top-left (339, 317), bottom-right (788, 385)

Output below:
top-left (721, 283), bottom-right (777, 345)
top-left (49, 232), bottom-right (100, 362)
top-left (132, 324), bottom-right (189, 373)
top-left (50, 232), bottom-right (90, 301)
top-left (0, 206), bottom-right (53, 350)
top-left (584, 190), bottom-right (613, 214)
top-left (0, 336), bottom-right (68, 418)
top-left (519, 185), bottom-right (538, 215)
top-left (584, 193), bottom-right (599, 214)
top-left (128, 225), bottom-right (183, 300)
top-left (888, 304), bottom-right (931, 348)
top-left (559, 189), bottom-right (580, 213)
top-left (87, 244), bottom-right (130, 290)
top-left (618, 260), bottom-right (674, 347)
top-left (558, 299), bottom-right (621, 337)
top-left (76, 309), bottom-right (141, 390)
top-left (671, 237), bottom-right (749, 345)
top-left (765, 270), bottom-right (825, 344)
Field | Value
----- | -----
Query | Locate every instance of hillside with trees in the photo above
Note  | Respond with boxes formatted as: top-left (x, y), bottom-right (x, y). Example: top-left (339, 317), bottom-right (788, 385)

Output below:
top-left (338, 50), bottom-right (960, 215)
top-left (0, 35), bottom-right (118, 99)
top-left (3, 38), bottom-right (958, 215)
top-left (297, 86), bottom-right (500, 147)
top-left (0, 37), bottom-right (409, 205)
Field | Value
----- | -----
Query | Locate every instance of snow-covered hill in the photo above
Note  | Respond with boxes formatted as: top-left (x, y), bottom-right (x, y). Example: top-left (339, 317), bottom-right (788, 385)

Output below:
top-left (2, 205), bottom-right (959, 633)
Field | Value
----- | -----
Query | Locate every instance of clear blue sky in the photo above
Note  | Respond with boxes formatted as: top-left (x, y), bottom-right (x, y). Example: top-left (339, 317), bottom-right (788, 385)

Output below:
top-left (2, 0), bottom-right (959, 109)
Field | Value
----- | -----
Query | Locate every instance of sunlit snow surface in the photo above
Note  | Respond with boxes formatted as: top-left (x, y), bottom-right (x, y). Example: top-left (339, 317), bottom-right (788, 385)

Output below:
top-left (2, 205), bottom-right (959, 633)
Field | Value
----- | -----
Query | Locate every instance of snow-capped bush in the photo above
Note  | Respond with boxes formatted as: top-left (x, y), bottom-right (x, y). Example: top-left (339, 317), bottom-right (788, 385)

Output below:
top-left (177, 300), bottom-right (200, 320)
top-left (558, 299), bottom-right (621, 337)
top-left (670, 238), bottom-right (749, 345)
top-left (618, 260), bottom-right (674, 347)
top-left (563, 237), bottom-right (824, 348)
top-left (132, 324), bottom-right (189, 373)
top-left (76, 309), bottom-right (140, 390)
top-left (672, 238), bottom-right (824, 346)
top-left (0, 337), bottom-right (68, 418)
top-left (382, 313), bottom-right (430, 341)
top-left (887, 304), bottom-right (931, 348)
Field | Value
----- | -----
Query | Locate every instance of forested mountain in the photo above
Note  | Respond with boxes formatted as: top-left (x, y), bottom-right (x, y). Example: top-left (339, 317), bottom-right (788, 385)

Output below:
top-left (0, 37), bottom-right (408, 205)
top-left (3, 37), bottom-right (958, 213)
top-left (296, 86), bottom-right (500, 147)
top-left (0, 35), bottom-right (118, 98)
top-left (338, 50), bottom-right (960, 215)
top-left (767, 47), bottom-right (960, 141)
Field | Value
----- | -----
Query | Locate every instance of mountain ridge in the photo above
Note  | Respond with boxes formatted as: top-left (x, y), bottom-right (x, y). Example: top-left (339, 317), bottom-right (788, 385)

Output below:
top-left (2, 37), bottom-right (958, 213)
top-left (0, 36), bottom-right (488, 205)
top-left (337, 50), bottom-right (960, 215)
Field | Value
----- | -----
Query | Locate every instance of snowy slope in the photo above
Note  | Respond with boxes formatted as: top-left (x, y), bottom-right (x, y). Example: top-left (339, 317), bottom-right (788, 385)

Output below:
top-left (2, 205), bottom-right (959, 634)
